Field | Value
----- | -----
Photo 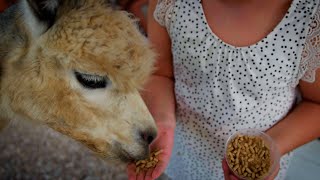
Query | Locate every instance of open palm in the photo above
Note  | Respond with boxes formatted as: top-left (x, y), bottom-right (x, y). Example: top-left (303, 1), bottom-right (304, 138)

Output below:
top-left (127, 125), bottom-right (174, 180)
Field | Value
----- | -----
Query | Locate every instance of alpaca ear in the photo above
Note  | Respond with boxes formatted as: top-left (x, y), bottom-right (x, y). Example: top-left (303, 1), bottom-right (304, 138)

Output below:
top-left (26, 0), bottom-right (61, 29)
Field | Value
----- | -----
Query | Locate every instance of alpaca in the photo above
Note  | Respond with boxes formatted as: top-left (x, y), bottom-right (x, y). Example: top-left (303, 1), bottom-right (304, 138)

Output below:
top-left (0, 0), bottom-right (157, 163)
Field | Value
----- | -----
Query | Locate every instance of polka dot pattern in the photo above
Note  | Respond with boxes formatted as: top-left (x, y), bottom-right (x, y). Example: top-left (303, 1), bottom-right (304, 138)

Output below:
top-left (154, 0), bottom-right (319, 179)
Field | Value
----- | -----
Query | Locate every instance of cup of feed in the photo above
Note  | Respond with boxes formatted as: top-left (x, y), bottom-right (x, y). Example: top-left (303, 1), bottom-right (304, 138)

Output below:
top-left (225, 129), bottom-right (280, 180)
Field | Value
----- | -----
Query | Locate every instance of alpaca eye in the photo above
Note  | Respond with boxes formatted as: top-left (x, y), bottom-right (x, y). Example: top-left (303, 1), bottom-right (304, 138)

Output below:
top-left (74, 71), bottom-right (109, 89)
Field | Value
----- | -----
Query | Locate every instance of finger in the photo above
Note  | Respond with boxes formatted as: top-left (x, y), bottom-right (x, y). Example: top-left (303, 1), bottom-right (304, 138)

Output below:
top-left (127, 163), bottom-right (137, 180)
top-left (151, 160), bottom-right (167, 179)
top-left (230, 175), bottom-right (239, 180)
top-left (136, 170), bottom-right (146, 180)
top-left (222, 159), bottom-right (230, 175)
top-left (144, 168), bottom-right (155, 180)
top-left (222, 159), bottom-right (237, 180)
top-left (143, 148), bottom-right (170, 179)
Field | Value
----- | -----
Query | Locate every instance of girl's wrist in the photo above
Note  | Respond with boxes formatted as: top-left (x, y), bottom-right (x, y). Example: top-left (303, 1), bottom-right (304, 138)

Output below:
top-left (265, 129), bottom-right (286, 156)
top-left (155, 118), bottom-right (176, 131)
top-left (152, 112), bottom-right (176, 129)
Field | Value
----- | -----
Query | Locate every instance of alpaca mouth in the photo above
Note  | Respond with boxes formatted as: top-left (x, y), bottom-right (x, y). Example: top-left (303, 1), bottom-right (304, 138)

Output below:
top-left (114, 143), bottom-right (149, 163)
top-left (118, 148), bottom-right (135, 163)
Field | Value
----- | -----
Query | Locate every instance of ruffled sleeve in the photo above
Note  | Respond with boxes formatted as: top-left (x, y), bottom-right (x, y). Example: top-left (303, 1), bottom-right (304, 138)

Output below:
top-left (298, 6), bottom-right (320, 84)
top-left (153, 0), bottom-right (175, 31)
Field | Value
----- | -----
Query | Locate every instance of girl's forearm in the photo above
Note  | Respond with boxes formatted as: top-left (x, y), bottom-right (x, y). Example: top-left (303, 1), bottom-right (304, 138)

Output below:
top-left (141, 75), bottom-right (176, 129)
top-left (266, 101), bottom-right (320, 156)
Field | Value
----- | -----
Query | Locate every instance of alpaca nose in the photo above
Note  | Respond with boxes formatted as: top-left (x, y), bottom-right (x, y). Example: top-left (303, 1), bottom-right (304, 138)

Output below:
top-left (139, 129), bottom-right (157, 145)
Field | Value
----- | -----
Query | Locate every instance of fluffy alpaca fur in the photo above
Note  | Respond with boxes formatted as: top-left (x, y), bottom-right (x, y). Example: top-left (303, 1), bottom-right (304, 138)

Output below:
top-left (0, 0), bottom-right (157, 163)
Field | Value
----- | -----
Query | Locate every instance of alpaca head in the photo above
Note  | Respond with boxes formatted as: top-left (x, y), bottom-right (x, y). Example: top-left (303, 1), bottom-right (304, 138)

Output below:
top-left (1, 0), bottom-right (157, 163)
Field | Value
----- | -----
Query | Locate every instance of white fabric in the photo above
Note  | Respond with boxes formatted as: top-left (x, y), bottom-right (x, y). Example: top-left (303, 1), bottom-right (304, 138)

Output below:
top-left (153, 0), bottom-right (175, 30)
top-left (153, 0), bottom-right (320, 180)
top-left (299, 7), bottom-right (320, 83)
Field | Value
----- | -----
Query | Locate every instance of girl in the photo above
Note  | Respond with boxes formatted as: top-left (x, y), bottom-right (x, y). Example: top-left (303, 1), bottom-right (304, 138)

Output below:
top-left (127, 0), bottom-right (320, 179)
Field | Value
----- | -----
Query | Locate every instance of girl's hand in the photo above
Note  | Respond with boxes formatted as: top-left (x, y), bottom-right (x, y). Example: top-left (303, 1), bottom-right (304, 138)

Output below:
top-left (222, 158), bottom-right (280, 180)
top-left (222, 158), bottom-right (239, 180)
top-left (127, 124), bottom-right (174, 180)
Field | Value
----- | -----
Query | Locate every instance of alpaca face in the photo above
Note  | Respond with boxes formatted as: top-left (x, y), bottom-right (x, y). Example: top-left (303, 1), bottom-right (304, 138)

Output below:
top-left (0, 0), bottom-right (157, 163)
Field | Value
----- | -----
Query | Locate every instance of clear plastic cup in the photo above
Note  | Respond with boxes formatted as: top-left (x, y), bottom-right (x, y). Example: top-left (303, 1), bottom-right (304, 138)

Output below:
top-left (225, 129), bottom-right (280, 180)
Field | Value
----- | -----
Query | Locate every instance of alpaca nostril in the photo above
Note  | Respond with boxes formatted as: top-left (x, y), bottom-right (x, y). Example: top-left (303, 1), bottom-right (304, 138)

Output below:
top-left (146, 134), bottom-right (155, 144)
top-left (140, 130), bottom-right (156, 145)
